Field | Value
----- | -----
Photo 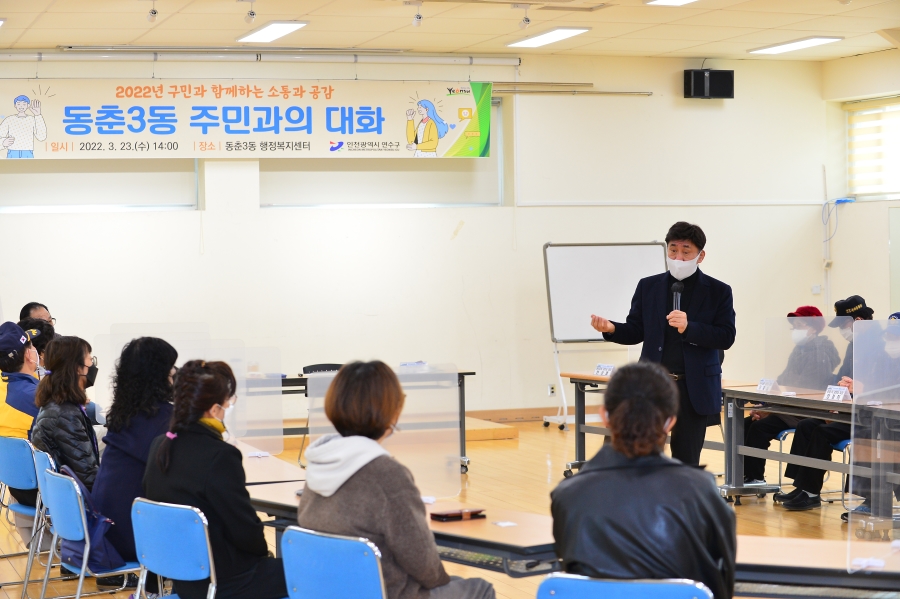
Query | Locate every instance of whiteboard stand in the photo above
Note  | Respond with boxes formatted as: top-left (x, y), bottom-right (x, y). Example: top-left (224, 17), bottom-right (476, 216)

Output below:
top-left (543, 343), bottom-right (602, 430)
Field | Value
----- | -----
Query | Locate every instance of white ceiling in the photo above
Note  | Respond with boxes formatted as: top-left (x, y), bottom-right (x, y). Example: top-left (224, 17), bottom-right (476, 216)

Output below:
top-left (0, 0), bottom-right (897, 60)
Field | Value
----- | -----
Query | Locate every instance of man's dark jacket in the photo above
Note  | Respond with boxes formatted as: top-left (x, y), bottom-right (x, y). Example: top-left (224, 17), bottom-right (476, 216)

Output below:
top-left (604, 269), bottom-right (736, 415)
top-left (551, 445), bottom-right (736, 599)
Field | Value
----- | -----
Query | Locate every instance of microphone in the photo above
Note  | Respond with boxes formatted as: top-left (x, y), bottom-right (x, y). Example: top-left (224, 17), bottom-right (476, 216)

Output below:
top-left (671, 281), bottom-right (684, 312)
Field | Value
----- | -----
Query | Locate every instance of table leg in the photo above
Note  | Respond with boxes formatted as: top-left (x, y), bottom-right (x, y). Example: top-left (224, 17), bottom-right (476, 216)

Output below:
top-left (459, 374), bottom-right (469, 474)
top-left (564, 382), bottom-right (587, 478)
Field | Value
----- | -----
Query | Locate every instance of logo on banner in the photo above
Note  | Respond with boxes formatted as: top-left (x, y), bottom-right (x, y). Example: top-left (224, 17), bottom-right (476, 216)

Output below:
top-left (329, 141), bottom-right (344, 152)
top-left (446, 87), bottom-right (472, 96)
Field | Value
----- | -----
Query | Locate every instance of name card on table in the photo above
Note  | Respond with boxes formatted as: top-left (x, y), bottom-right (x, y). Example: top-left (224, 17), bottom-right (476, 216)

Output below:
top-left (757, 379), bottom-right (776, 393)
top-left (823, 385), bottom-right (849, 402)
top-left (594, 364), bottom-right (615, 377)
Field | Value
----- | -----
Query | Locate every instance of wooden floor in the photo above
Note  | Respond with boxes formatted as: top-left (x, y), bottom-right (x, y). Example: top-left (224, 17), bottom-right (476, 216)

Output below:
top-left (0, 422), bottom-right (854, 599)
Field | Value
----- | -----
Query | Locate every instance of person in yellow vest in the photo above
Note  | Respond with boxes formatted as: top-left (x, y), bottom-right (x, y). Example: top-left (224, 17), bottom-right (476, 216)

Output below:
top-left (0, 321), bottom-right (45, 549)
top-left (0, 322), bottom-right (42, 441)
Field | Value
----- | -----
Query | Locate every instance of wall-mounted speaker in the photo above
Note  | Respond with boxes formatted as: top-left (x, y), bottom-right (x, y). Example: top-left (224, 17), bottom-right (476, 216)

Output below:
top-left (684, 69), bottom-right (734, 99)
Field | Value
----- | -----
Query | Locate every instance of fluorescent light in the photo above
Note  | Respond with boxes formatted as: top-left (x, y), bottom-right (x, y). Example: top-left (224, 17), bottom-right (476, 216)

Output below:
top-left (238, 21), bottom-right (307, 43)
top-left (749, 36), bottom-right (842, 55)
top-left (508, 28), bottom-right (590, 48)
top-left (644, 0), bottom-right (699, 5)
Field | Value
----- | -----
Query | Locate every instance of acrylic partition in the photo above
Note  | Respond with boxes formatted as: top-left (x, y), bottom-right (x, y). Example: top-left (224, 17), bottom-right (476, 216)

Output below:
top-left (93, 323), bottom-right (284, 455)
top-left (308, 363), bottom-right (461, 499)
top-left (848, 319), bottom-right (900, 567)
top-left (761, 316), bottom-right (852, 396)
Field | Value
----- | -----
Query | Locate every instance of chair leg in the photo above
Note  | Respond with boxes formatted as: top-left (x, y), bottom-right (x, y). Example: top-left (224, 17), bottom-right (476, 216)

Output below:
top-left (38, 534), bottom-right (58, 599)
top-left (74, 562), bottom-right (87, 599)
top-left (20, 505), bottom-right (43, 599)
top-left (135, 567), bottom-right (148, 599)
top-left (841, 446), bottom-right (850, 511)
top-left (778, 437), bottom-right (784, 488)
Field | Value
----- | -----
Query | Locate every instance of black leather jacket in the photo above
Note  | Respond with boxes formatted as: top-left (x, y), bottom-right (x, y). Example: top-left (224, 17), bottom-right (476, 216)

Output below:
top-left (32, 402), bottom-right (100, 490)
top-left (551, 446), bottom-right (736, 599)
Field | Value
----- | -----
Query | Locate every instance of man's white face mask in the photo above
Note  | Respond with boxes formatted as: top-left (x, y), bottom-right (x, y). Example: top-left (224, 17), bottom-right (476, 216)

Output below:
top-left (792, 329), bottom-right (813, 346)
top-left (666, 255), bottom-right (700, 281)
top-left (840, 326), bottom-right (854, 342)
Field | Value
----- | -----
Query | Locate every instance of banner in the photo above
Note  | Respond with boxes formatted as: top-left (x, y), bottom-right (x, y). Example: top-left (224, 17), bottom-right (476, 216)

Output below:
top-left (0, 79), bottom-right (492, 160)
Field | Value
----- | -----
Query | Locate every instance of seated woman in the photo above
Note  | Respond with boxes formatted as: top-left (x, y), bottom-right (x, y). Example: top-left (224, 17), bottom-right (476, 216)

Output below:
top-left (143, 360), bottom-right (287, 599)
top-left (32, 336), bottom-right (101, 490)
top-left (298, 361), bottom-right (495, 599)
top-left (551, 361), bottom-right (736, 599)
top-left (92, 337), bottom-right (178, 594)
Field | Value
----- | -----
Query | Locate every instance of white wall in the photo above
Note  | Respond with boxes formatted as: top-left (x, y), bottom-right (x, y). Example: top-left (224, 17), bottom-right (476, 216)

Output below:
top-left (0, 54), bottom-right (851, 413)
top-left (823, 49), bottom-right (900, 102)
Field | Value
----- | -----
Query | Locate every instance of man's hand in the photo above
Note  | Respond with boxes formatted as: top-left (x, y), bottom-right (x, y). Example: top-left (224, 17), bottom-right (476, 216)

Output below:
top-left (749, 410), bottom-right (770, 421)
top-left (31, 100), bottom-right (41, 116)
top-left (2, 137), bottom-right (14, 148)
top-left (667, 310), bottom-right (688, 334)
top-left (839, 376), bottom-right (854, 395)
top-left (406, 143), bottom-right (416, 151)
top-left (590, 315), bottom-right (615, 334)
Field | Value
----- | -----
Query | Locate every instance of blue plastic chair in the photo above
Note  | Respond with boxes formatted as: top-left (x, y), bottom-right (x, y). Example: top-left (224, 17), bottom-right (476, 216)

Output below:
top-left (131, 498), bottom-right (217, 599)
top-left (37, 470), bottom-right (141, 599)
top-left (537, 573), bottom-right (714, 599)
top-left (0, 437), bottom-right (40, 537)
top-left (281, 526), bottom-right (386, 599)
top-left (21, 449), bottom-right (61, 599)
top-left (828, 439), bottom-right (852, 509)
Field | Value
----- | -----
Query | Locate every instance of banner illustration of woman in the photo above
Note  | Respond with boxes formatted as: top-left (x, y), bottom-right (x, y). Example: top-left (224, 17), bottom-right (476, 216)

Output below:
top-left (405, 99), bottom-right (453, 158)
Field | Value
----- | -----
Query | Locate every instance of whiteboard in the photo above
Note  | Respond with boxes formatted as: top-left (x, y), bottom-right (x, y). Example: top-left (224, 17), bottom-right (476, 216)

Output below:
top-left (543, 243), bottom-right (667, 343)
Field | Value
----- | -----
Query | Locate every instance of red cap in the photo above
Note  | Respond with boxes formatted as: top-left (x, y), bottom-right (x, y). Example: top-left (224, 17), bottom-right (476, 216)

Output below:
top-left (787, 305), bottom-right (822, 318)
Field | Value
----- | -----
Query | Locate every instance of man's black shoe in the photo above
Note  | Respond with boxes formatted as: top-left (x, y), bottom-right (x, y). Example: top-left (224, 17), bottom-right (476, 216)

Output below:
top-left (96, 573), bottom-right (139, 590)
top-left (783, 493), bottom-right (821, 511)
top-left (773, 487), bottom-right (802, 503)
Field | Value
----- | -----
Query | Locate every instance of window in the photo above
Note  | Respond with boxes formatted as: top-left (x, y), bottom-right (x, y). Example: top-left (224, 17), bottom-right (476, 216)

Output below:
top-left (846, 99), bottom-right (900, 198)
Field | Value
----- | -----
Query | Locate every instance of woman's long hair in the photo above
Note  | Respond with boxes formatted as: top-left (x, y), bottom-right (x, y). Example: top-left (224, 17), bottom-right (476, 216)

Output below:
top-left (156, 360), bottom-right (236, 473)
top-left (35, 336), bottom-right (91, 408)
top-left (417, 99), bottom-right (451, 139)
top-left (604, 362), bottom-right (679, 459)
top-left (106, 337), bottom-right (178, 433)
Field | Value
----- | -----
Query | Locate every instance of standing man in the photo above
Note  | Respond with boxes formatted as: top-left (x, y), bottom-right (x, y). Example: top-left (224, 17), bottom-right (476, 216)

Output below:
top-left (0, 96), bottom-right (46, 159)
top-left (19, 302), bottom-right (54, 325)
top-left (590, 222), bottom-right (736, 466)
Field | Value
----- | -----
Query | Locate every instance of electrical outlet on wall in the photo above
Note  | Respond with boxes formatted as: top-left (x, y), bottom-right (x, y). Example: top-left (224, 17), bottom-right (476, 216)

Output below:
top-left (548, 384), bottom-right (557, 397)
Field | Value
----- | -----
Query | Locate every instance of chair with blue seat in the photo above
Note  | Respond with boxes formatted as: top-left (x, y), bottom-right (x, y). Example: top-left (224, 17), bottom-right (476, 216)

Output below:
top-left (536, 573), bottom-right (714, 599)
top-left (821, 439), bottom-right (852, 509)
top-left (36, 470), bottom-right (142, 599)
top-left (0, 437), bottom-right (40, 561)
top-left (131, 497), bottom-right (218, 599)
top-left (21, 448), bottom-right (69, 599)
top-left (281, 526), bottom-right (386, 599)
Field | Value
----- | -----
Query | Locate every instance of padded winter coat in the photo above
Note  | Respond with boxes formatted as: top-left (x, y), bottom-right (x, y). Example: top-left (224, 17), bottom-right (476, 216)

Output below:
top-left (32, 402), bottom-right (100, 490)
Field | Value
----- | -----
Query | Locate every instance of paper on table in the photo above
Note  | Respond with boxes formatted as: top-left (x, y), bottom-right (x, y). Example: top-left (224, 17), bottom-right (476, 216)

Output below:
top-left (492, 521), bottom-right (517, 527)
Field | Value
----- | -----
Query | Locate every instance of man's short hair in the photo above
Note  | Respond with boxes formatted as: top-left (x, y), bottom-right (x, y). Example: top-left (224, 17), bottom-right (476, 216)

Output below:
top-left (19, 302), bottom-right (48, 321)
top-left (665, 222), bottom-right (707, 251)
top-left (17, 318), bottom-right (55, 354)
top-left (13, 95), bottom-right (29, 105)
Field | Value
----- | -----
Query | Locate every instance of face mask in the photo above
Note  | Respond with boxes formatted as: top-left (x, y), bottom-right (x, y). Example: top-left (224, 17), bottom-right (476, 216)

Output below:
top-left (84, 365), bottom-right (98, 389)
top-left (792, 329), bottom-right (812, 346)
top-left (840, 327), bottom-right (854, 342)
top-left (666, 255), bottom-right (700, 281)
top-left (886, 339), bottom-right (900, 360)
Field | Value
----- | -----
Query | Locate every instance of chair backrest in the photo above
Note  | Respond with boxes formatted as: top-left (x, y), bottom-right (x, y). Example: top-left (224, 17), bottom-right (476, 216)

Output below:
top-left (536, 574), bottom-right (714, 599)
top-left (131, 498), bottom-right (216, 584)
top-left (0, 436), bottom-right (39, 490)
top-left (40, 470), bottom-right (88, 543)
top-left (281, 526), bottom-right (386, 599)
top-left (32, 448), bottom-right (58, 498)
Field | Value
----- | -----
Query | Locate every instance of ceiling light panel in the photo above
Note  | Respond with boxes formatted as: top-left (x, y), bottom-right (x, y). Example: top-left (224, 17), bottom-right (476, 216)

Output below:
top-left (508, 27), bottom-right (590, 48)
top-left (238, 21), bottom-right (307, 43)
top-left (749, 36), bottom-right (843, 54)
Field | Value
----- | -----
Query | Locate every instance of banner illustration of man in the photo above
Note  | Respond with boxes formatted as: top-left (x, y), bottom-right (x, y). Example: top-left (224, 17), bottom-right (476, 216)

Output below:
top-left (405, 99), bottom-right (453, 158)
top-left (0, 96), bottom-right (47, 159)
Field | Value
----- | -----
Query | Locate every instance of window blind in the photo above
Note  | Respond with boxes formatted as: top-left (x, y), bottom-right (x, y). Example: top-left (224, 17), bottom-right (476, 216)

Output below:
top-left (846, 99), bottom-right (900, 197)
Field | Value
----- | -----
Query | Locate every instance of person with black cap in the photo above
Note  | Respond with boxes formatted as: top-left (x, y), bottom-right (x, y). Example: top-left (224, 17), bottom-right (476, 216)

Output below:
top-left (0, 322), bottom-right (47, 548)
top-left (589, 222), bottom-right (736, 466)
top-left (777, 297), bottom-right (877, 511)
